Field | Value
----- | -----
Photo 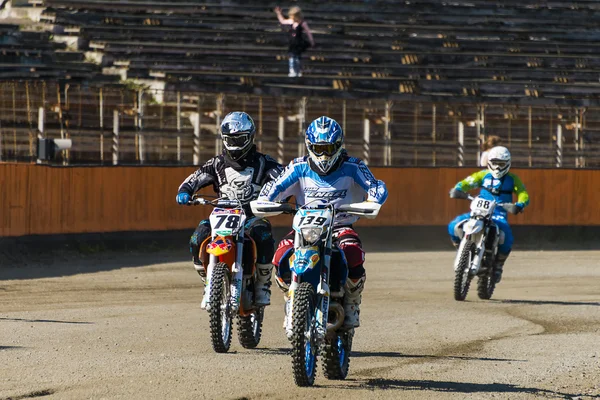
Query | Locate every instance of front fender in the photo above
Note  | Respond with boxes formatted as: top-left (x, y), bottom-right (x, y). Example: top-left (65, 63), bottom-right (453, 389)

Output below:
top-left (290, 246), bottom-right (322, 289)
top-left (464, 219), bottom-right (484, 235)
top-left (289, 246), bottom-right (320, 275)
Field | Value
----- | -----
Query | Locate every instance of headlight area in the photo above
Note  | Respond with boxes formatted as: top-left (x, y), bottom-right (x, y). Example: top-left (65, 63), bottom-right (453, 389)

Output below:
top-left (301, 227), bottom-right (322, 243)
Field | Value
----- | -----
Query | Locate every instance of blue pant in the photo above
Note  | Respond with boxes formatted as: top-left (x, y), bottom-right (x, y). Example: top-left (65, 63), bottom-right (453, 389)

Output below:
top-left (288, 53), bottom-right (301, 74)
top-left (447, 213), bottom-right (513, 255)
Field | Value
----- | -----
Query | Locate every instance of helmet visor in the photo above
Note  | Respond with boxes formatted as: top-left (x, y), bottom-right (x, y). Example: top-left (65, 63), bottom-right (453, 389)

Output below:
top-left (489, 159), bottom-right (509, 170)
top-left (222, 133), bottom-right (250, 148)
top-left (308, 143), bottom-right (338, 156)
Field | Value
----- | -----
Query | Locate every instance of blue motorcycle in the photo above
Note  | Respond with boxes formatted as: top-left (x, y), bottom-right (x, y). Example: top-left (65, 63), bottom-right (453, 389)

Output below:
top-left (251, 199), bottom-right (381, 386)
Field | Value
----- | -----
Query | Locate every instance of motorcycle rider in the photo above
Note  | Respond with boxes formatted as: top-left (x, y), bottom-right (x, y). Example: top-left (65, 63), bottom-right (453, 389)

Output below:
top-left (257, 116), bottom-right (388, 328)
top-left (447, 146), bottom-right (530, 283)
top-left (176, 111), bottom-right (283, 306)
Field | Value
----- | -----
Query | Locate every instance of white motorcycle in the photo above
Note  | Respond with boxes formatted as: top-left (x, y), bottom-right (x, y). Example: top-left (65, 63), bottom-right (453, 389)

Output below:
top-left (251, 199), bottom-right (380, 387)
top-left (451, 192), bottom-right (519, 301)
top-left (190, 197), bottom-right (265, 353)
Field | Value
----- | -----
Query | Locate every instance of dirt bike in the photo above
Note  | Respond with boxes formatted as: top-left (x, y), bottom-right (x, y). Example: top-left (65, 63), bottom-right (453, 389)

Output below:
top-left (251, 199), bottom-right (380, 387)
top-left (190, 197), bottom-right (265, 353)
top-left (451, 192), bottom-right (519, 301)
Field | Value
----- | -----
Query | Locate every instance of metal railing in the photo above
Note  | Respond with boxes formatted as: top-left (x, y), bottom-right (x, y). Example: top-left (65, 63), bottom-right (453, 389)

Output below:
top-left (0, 82), bottom-right (599, 168)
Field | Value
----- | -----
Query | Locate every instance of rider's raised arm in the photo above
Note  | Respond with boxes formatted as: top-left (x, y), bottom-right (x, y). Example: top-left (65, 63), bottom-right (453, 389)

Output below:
top-left (510, 173), bottom-right (530, 208)
top-left (178, 158), bottom-right (218, 195)
top-left (352, 159), bottom-right (388, 204)
top-left (455, 170), bottom-right (487, 192)
top-left (259, 158), bottom-right (301, 202)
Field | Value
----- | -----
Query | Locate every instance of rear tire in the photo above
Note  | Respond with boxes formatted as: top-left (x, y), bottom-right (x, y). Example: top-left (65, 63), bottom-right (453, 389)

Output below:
top-left (209, 262), bottom-right (232, 353)
top-left (291, 282), bottom-right (317, 387)
top-left (322, 331), bottom-right (352, 380)
top-left (237, 307), bottom-right (264, 349)
top-left (477, 256), bottom-right (497, 300)
top-left (454, 242), bottom-right (474, 301)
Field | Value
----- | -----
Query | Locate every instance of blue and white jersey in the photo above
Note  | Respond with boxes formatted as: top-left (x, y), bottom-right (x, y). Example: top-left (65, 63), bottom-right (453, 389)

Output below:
top-left (259, 155), bottom-right (388, 225)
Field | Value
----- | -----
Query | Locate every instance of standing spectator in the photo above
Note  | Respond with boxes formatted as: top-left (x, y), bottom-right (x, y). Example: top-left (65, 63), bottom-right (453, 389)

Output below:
top-left (274, 6), bottom-right (315, 77)
top-left (480, 135), bottom-right (503, 166)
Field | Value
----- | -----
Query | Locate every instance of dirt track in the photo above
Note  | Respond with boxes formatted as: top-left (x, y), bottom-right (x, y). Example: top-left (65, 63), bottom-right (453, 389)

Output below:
top-left (2, 250), bottom-right (600, 400)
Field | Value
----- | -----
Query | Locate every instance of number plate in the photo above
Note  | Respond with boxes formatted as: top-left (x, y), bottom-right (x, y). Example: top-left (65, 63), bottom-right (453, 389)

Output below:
top-left (292, 208), bottom-right (332, 232)
top-left (210, 208), bottom-right (246, 236)
top-left (470, 196), bottom-right (496, 217)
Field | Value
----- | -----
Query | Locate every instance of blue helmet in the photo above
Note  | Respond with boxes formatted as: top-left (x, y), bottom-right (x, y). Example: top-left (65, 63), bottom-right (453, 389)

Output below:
top-left (220, 111), bottom-right (256, 160)
top-left (305, 116), bottom-right (344, 174)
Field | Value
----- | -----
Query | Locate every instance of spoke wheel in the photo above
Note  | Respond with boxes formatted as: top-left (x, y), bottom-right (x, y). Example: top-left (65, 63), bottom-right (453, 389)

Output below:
top-left (237, 307), bottom-right (264, 349)
top-left (454, 242), bottom-right (475, 301)
top-left (291, 282), bottom-right (317, 387)
top-left (477, 256), bottom-right (497, 300)
top-left (322, 330), bottom-right (352, 380)
top-left (209, 262), bottom-right (232, 353)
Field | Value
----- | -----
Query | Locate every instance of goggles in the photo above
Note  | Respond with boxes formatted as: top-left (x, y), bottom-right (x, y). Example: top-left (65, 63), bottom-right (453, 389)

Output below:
top-left (308, 142), bottom-right (339, 156)
top-left (222, 133), bottom-right (250, 148)
top-left (488, 159), bottom-right (509, 170)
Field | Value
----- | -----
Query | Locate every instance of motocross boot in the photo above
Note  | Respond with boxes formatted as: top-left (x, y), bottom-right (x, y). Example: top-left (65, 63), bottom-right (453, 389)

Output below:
top-left (194, 260), bottom-right (206, 279)
top-left (343, 275), bottom-right (366, 328)
top-left (254, 263), bottom-right (273, 306)
top-left (494, 253), bottom-right (509, 284)
top-left (194, 259), bottom-right (210, 310)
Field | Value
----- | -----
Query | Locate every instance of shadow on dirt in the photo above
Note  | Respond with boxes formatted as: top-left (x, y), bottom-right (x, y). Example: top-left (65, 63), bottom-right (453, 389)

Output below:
top-left (492, 299), bottom-right (600, 307)
top-left (351, 351), bottom-right (525, 363)
top-left (245, 348), bottom-right (525, 363)
top-left (0, 388), bottom-right (56, 399)
top-left (0, 317), bottom-right (93, 324)
top-left (2, 226), bottom-right (599, 281)
top-left (248, 347), bottom-right (290, 356)
top-left (337, 378), bottom-right (584, 397)
top-left (0, 251), bottom-right (187, 281)
top-left (0, 346), bottom-right (25, 350)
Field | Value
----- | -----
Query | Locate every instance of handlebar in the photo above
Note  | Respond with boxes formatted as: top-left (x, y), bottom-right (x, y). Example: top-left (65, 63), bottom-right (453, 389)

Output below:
top-left (337, 204), bottom-right (376, 214)
top-left (452, 192), bottom-right (519, 215)
top-left (251, 199), bottom-right (381, 219)
top-left (187, 197), bottom-right (241, 208)
top-left (253, 202), bottom-right (297, 214)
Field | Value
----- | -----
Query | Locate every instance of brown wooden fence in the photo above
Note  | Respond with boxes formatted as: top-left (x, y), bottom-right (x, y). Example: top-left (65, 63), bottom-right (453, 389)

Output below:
top-left (1, 164), bottom-right (599, 237)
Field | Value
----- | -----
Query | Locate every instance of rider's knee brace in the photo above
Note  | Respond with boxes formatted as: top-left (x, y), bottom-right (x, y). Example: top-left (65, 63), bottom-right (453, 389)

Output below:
top-left (334, 228), bottom-right (365, 280)
top-left (247, 218), bottom-right (275, 264)
top-left (272, 238), bottom-right (294, 293)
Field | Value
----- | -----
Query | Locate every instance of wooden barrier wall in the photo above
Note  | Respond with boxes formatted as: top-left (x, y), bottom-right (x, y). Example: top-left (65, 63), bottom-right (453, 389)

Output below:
top-left (1, 164), bottom-right (599, 237)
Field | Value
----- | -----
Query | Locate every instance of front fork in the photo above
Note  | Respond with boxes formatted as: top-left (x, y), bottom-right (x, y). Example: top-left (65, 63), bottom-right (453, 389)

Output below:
top-left (453, 231), bottom-right (486, 275)
top-left (315, 246), bottom-right (331, 340)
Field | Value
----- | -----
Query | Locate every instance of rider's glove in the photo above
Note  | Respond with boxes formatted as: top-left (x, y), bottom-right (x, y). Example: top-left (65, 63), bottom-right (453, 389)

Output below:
top-left (449, 188), bottom-right (467, 199)
top-left (515, 202), bottom-right (525, 214)
top-left (176, 192), bottom-right (191, 205)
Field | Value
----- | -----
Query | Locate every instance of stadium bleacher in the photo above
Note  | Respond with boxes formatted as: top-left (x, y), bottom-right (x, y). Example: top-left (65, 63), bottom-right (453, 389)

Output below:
top-left (0, 0), bottom-right (599, 166)
top-left (39, 0), bottom-right (600, 105)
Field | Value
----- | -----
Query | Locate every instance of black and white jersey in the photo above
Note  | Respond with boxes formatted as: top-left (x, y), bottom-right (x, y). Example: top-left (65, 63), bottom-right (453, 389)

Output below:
top-left (178, 147), bottom-right (283, 216)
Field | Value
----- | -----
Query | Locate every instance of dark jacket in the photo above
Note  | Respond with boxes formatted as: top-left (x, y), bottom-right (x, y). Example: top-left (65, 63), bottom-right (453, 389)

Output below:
top-left (178, 146), bottom-right (283, 217)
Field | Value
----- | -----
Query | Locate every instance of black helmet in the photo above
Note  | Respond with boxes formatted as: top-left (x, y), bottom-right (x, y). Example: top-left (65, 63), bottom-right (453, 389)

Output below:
top-left (220, 111), bottom-right (256, 160)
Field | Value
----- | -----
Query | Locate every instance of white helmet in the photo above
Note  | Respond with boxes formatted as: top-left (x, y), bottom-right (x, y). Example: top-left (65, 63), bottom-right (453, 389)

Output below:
top-left (487, 146), bottom-right (511, 179)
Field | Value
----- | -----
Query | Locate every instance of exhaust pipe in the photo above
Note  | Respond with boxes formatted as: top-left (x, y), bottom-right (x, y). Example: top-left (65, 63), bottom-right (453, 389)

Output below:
top-left (327, 303), bottom-right (344, 333)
